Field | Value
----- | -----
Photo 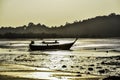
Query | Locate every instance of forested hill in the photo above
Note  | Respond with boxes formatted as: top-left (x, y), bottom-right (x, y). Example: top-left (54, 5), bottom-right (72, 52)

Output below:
top-left (0, 13), bottom-right (120, 38)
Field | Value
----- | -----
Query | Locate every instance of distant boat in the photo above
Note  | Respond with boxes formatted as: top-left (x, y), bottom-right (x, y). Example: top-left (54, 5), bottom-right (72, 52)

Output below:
top-left (29, 38), bottom-right (78, 51)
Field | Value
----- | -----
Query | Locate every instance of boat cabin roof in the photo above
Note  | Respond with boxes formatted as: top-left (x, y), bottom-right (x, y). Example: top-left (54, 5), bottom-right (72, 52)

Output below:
top-left (42, 40), bottom-right (59, 44)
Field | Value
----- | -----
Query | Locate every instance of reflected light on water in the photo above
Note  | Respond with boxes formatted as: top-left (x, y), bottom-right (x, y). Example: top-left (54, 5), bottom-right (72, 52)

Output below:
top-left (24, 72), bottom-right (68, 80)
top-left (45, 50), bottom-right (71, 55)
top-left (0, 72), bottom-right (62, 80)
top-left (25, 72), bottom-right (52, 79)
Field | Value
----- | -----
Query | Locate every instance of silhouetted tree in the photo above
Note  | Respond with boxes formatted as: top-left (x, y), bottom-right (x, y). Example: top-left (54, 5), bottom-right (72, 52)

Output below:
top-left (28, 22), bottom-right (35, 27)
top-left (109, 13), bottom-right (116, 16)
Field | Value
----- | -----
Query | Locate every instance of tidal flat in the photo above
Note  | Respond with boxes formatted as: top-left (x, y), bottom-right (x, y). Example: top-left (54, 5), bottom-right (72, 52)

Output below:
top-left (0, 38), bottom-right (120, 80)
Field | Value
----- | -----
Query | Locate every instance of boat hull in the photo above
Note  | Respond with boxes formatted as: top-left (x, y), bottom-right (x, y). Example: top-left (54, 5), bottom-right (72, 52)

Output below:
top-left (29, 42), bottom-right (74, 51)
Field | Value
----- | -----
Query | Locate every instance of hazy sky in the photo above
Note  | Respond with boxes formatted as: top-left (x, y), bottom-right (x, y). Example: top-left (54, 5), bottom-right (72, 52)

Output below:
top-left (0, 0), bottom-right (120, 27)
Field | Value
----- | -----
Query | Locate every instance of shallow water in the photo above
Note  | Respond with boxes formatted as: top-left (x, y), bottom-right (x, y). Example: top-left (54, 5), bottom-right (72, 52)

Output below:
top-left (0, 38), bottom-right (120, 79)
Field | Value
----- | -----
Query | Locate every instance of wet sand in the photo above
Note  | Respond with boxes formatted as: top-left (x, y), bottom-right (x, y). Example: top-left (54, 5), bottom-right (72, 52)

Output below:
top-left (0, 52), bottom-right (120, 80)
top-left (0, 63), bottom-right (105, 80)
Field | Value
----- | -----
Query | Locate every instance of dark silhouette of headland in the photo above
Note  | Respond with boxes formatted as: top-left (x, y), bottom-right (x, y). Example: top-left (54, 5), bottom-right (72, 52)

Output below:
top-left (0, 13), bottom-right (120, 38)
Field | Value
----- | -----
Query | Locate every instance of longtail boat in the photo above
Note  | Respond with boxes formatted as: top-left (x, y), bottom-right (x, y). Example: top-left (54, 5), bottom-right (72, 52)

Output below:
top-left (29, 38), bottom-right (78, 51)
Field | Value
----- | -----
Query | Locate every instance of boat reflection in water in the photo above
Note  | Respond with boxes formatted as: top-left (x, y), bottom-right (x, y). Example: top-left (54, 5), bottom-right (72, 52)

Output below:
top-left (29, 38), bottom-right (78, 51)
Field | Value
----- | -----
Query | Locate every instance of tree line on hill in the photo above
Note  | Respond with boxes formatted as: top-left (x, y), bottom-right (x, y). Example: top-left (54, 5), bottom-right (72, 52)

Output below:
top-left (0, 13), bottom-right (120, 38)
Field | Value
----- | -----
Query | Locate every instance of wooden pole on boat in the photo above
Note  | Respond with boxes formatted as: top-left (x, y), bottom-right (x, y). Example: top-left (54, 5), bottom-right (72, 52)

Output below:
top-left (73, 38), bottom-right (78, 43)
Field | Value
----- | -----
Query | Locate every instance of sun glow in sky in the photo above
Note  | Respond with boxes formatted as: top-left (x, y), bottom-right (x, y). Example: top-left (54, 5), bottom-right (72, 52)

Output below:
top-left (0, 0), bottom-right (120, 27)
